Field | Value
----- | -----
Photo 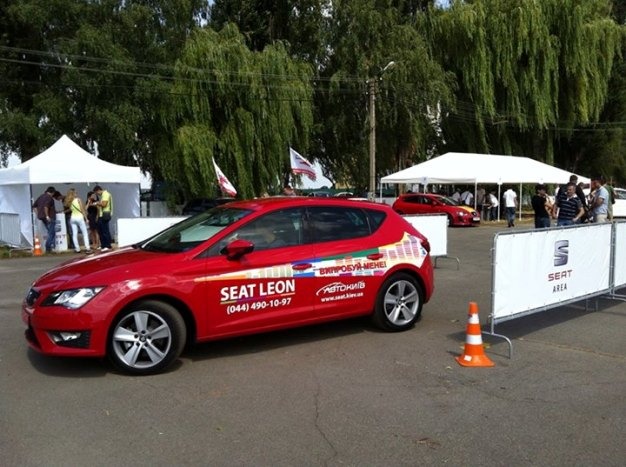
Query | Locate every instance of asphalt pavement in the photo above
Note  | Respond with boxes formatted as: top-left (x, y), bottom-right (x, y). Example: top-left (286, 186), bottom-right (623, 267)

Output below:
top-left (1, 220), bottom-right (625, 466)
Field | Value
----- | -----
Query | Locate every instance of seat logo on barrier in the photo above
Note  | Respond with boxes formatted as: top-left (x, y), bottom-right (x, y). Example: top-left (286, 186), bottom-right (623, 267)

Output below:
top-left (554, 240), bottom-right (569, 267)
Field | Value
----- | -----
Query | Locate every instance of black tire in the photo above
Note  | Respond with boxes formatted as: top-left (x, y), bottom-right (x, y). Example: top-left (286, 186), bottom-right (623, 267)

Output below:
top-left (108, 300), bottom-right (186, 375)
top-left (446, 214), bottom-right (453, 227)
top-left (372, 273), bottom-right (423, 331)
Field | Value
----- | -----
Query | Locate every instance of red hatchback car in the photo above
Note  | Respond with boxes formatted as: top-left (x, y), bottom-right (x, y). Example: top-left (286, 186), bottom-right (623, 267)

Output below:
top-left (392, 193), bottom-right (480, 226)
top-left (23, 197), bottom-right (434, 374)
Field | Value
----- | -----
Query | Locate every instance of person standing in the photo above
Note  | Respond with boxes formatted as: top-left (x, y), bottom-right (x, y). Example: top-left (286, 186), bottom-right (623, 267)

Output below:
top-left (487, 191), bottom-right (499, 221)
top-left (503, 187), bottom-right (518, 227)
top-left (93, 185), bottom-right (113, 251)
top-left (531, 184), bottom-right (552, 228)
top-left (65, 188), bottom-right (92, 253)
top-left (86, 191), bottom-right (100, 249)
top-left (476, 187), bottom-right (486, 219)
top-left (602, 176), bottom-right (616, 221)
top-left (62, 189), bottom-right (76, 250)
top-left (451, 188), bottom-right (461, 203)
top-left (589, 176), bottom-right (609, 223)
top-left (461, 188), bottom-right (474, 207)
top-left (32, 186), bottom-right (57, 253)
top-left (555, 174), bottom-right (588, 216)
top-left (554, 183), bottom-right (585, 226)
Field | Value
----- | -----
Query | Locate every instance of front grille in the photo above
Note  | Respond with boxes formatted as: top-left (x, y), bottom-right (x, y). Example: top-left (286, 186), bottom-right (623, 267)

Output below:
top-left (25, 288), bottom-right (40, 306)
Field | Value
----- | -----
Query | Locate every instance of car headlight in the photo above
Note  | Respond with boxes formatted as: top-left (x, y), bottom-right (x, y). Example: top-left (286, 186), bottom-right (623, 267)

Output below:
top-left (42, 287), bottom-right (105, 310)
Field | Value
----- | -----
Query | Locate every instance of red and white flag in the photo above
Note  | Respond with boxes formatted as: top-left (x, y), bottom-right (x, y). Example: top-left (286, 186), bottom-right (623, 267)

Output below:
top-left (289, 147), bottom-right (316, 181)
top-left (212, 158), bottom-right (237, 197)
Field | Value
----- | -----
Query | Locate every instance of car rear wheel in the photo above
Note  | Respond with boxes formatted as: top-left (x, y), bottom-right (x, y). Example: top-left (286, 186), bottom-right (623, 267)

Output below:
top-left (108, 300), bottom-right (186, 375)
top-left (372, 273), bottom-right (423, 331)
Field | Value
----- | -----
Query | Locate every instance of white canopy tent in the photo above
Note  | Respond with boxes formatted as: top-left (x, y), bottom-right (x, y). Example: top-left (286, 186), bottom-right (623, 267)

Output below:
top-left (0, 135), bottom-right (141, 247)
top-left (380, 152), bottom-right (590, 220)
top-left (380, 152), bottom-right (589, 186)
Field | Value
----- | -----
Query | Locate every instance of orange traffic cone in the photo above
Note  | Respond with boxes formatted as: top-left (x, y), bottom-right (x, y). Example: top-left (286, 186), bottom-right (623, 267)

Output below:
top-left (33, 236), bottom-right (43, 256)
top-left (455, 302), bottom-right (495, 367)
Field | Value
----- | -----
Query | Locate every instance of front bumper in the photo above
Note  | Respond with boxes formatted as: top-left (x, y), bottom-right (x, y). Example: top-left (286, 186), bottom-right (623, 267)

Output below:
top-left (22, 302), bottom-right (107, 357)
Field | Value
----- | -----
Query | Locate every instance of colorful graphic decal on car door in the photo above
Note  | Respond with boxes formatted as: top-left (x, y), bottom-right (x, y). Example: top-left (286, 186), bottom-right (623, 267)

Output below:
top-left (195, 232), bottom-right (426, 313)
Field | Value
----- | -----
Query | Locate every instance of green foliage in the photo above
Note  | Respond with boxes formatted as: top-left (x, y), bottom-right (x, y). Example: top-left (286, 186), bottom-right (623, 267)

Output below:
top-left (426, 0), bottom-right (623, 178)
top-left (1, 0), bottom-right (624, 189)
top-left (162, 25), bottom-right (314, 198)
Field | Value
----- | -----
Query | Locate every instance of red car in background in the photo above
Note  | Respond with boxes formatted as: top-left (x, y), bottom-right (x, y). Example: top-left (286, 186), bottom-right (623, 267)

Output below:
top-left (392, 193), bottom-right (480, 226)
top-left (22, 197), bottom-right (434, 375)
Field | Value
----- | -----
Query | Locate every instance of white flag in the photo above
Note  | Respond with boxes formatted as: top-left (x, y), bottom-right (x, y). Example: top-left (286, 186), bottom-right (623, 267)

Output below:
top-left (289, 147), bottom-right (316, 181)
top-left (212, 158), bottom-right (237, 197)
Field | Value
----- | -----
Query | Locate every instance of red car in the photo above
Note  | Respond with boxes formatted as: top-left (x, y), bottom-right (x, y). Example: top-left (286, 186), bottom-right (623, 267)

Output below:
top-left (23, 197), bottom-right (434, 375)
top-left (392, 193), bottom-right (480, 226)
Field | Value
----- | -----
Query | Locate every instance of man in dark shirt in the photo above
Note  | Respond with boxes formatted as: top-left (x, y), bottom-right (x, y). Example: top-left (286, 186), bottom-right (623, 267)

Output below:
top-left (555, 174), bottom-right (587, 214)
top-left (531, 184), bottom-right (552, 229)
top-left (554, 183), bottom-right (585, 227)
top-left (32, 186), bottom-right (57, 252)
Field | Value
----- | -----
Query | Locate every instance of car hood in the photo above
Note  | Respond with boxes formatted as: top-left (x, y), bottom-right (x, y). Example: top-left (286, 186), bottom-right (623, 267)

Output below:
top-left (33, 247), bottom-right (172, 290)
top-left (458, 206), bottom-right (476, 213)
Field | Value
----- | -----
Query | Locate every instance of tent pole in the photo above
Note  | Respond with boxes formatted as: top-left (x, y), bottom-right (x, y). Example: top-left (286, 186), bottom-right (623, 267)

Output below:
top-left (474, 181), bottom-right (478, 210)
top-left (29, 184), bottom-right (35, 248)
top-left (498, 184), bottom-right (502, 221)
top-left (519, 182), bottom-right (522, 221)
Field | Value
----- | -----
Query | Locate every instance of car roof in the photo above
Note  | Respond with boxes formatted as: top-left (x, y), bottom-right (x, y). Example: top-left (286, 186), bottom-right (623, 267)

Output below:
top-left (401, 192), bottom-right (442, 198)
top-left (223, 196), bottom-right (387, 212)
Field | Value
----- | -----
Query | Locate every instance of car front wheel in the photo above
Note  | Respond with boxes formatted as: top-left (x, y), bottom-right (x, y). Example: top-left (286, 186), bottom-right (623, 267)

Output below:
top-left (372, 273), bottom-right (423, 331)
top-left (108, 300), bottom-right (186, 375)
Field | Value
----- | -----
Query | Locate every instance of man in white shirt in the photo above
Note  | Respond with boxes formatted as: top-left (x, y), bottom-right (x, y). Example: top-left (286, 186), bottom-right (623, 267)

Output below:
top-left (590, 176), bottom-right (609, 222)
top-left (487, 192), bottom-right (499, 221)
top-left (503, 187), bottom-right (518, 227)
top-left (461, 189), bottom-right (474, 207)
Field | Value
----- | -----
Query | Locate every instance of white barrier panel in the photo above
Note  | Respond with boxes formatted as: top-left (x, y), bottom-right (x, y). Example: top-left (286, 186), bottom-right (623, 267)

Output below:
top-left (0, 213), bottom-right (22, 246)
top-left (614, 221), bottom-right (626, 289)
top-left (117, 217), bottom-right (187, 247)
top-left (54, 217), bottom-right (68, 251)
top-left (493, 223), bottom-right (612, 322)
top-left (402, 214), bottom-right (447, 257)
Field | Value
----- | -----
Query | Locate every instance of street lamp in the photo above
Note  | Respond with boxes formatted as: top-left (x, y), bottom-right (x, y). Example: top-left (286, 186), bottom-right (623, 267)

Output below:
top-left (368, 61), bottom-right (396, 200)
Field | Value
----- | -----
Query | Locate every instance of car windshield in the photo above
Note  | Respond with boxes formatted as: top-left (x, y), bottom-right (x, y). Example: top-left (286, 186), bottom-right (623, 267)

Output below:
top-left (437, 196), bottom-right (459, 206)
top-left (140, 207), bottom-right (252, 253)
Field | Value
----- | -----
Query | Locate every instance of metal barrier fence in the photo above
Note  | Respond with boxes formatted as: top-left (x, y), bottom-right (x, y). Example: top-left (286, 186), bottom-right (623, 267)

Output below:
top-left (487, 220), bottom-right (625, 356)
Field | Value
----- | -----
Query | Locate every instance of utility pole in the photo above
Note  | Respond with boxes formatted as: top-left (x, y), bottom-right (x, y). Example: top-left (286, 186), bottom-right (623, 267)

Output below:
top-left (367, 61), bottom-right (396, 201)
top-left (368, 78), bottom-right (377, 200)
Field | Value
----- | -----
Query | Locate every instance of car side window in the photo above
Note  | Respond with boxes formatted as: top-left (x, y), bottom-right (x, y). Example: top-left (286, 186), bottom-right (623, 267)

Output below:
top-left (307, 207), bottom-right (371, 243)
top-left (365, 209), bottom-right (386, 233)
top-left (206, 208), bottom-right (304, 255)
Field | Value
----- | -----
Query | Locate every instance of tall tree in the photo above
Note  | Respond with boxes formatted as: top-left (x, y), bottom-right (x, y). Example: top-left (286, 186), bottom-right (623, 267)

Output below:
top-left (161, 24), bottom-right (314, 198)
top-left (0, 0), bottom-right (206, 171)
top-left (425, 0), bottom-right (623, 177)
top-left (313, 0), bottom-right (454, 188)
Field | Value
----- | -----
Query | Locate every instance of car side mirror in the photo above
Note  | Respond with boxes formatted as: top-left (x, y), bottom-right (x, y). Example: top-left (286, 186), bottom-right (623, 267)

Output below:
top-left (222, 238), bottom-right (254, 260)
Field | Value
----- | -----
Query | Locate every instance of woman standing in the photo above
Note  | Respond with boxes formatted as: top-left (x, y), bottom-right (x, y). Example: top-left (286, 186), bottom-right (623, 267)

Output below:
top-left (65, 188), bottom-right (92, 253)
top-left (86, 191), bottom-right (100, 250)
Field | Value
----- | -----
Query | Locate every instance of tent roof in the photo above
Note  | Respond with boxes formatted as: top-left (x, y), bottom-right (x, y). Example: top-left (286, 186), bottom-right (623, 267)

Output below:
top-left (380, 152), bottom-right (590, 185)
top-left (0, 135), bottom-right (141, 185)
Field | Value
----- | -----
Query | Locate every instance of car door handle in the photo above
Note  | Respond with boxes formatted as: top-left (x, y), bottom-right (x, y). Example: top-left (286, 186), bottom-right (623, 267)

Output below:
top-left (366, 253), bottom-right (384, 260)
top-left (292, 263), bottom-right (313, 270)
